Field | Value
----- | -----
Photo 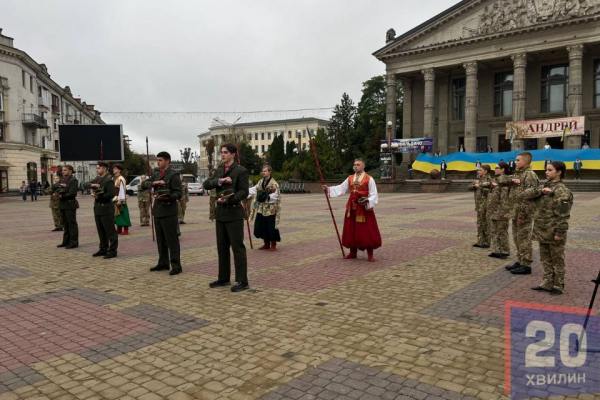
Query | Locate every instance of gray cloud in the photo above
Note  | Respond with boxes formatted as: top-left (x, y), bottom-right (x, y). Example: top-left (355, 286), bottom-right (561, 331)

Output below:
top-left (3, 0), bottom-right (456, 158)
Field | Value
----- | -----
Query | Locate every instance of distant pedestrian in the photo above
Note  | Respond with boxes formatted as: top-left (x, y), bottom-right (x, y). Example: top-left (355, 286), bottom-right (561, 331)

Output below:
top-left (582, 142), bottom-right (590, 149)
top-left (29, 180), bottom-right (38, 201)
top-left (37, 181), bottom-right (43, 196)
top-left (435, 149), bottom-right (441, 157)
top-left (574, 157), bottom-right (583, 180)
top-left (459, 144), bottom-right (465, 152)
top-left (544, 141), bottom-right (551, 149)
top-left (476, 159), bottom-right (482, 178)
top-left (544, 157), bottom-right (552, 170)
top-left (440, 160), bottom-right (447, 180)
top-left (408, 161), bottom-right (413, 180)
top-left (487, 145), bottom-right (493, 153)
top-left (19, 181), bottom-right (28, 201)
top-left (509, 158), bottom-right (516, 173)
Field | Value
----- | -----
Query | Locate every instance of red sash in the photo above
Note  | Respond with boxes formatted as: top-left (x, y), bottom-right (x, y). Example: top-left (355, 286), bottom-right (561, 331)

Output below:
top-left (346, 173), bottom-right (370, 223)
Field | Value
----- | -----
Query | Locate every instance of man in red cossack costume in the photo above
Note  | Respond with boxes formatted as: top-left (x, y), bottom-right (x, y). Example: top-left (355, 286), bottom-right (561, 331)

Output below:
top-left (323, 158), bottom-right (382, 262)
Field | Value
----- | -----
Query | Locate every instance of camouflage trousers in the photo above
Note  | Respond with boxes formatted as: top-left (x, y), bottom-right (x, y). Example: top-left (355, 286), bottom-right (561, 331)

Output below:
top-left (51, 206), bottom-right (62, 228)
top-left (178, 201), bottom-right (187, 223)
top-left (209, 190), bottom-right (216, 221)
top-left (476, 208), bottom-right (490, 246)
top-left (511, 218), bottom-right (534, 267)
top-left (490, 219), bottom-right (510, 255)
top-left (139, 201), bottom-right (150, 225)
top-left (539, 241), bottom-right (566, 291)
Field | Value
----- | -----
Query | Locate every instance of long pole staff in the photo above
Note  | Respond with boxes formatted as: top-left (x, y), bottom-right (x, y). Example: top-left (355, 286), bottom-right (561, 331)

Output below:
top-left (306, 128), bottom-right (345, 258)
top-left (146, 137), bottom-right (156, 242)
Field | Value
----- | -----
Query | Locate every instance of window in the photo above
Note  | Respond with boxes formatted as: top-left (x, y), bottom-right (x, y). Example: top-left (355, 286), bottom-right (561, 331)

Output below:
top-left (541, 64), bottom-right (569, 113)
top-left (261, 145), bottom-right (265, 153)
top-left (254, 132), bottom-right (258, 140)
top-left (310, 129), bottom-right (314, 137)
top-left (268, 132), bottom-right (271, 140)
top-left (261, 132), bottom-right (264, 140)
top-left (53, 118), bottom-right (58, 131)
top-left (255, 145), bottom-right (258, 152)
top-left (0, 93), bottom-right (3, 110)
top-left (303, 130), bottom-right (306, 138)
top-left (452, 78), bottom-right (466, 120)
top-left (476, 136), bottom-right (488, 153)
top-left (494, 71), bottom-right (513, 116)
top-left (30, 76), bottom-right (33, 93)
top-left (22, 70), bottom-right (26, 87)
top-left (0, 125), bottom-right (4, 141)
top-left (595, 60), bottom-right (600, 108)
top-left (288, 131), bottom-right (292, 138)
top-left (55, 139), bottom-right (59, 151)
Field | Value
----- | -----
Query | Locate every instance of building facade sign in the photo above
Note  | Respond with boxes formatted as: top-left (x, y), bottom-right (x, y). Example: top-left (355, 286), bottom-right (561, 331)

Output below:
top-left (381, 137), bottom-right (434, 153)
top-left (506, 116), bottom-right (585, 140)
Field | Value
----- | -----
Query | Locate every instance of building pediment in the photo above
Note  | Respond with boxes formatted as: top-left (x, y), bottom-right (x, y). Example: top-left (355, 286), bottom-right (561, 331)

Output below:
top-left (375, 0), bottom-right (600, 58)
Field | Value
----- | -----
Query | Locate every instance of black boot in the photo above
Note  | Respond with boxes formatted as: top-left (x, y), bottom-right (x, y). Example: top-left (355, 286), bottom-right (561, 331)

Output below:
top-left (511, 266), bottom-right (532, 275)
top-left (505, 262), bottom-right (521, 271)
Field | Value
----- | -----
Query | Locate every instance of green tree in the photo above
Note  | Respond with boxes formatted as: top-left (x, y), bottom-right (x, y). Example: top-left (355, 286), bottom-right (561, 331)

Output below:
top-left (237, 141), bottom-right (263, 175)
top-left (204, 137), bottom-right (216, 171)
top-left (348, 75), bottom-right (403, 171)
top-left (328, 92), bottom-right (356, 163)
top-left (179, 147), bottom-right (198, 175)
top-left (285, 141), bottom-right (297, 161)
top-left (121, 141), bottom-right (146, 176)
top-left (296, 128), bottom-right (342, 181)
top-left (267, 135), bottom-right (285, 171)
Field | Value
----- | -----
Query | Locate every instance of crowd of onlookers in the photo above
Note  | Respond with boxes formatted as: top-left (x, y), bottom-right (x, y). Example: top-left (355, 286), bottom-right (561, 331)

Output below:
top-left (19, 180), bottom-right (50, 201)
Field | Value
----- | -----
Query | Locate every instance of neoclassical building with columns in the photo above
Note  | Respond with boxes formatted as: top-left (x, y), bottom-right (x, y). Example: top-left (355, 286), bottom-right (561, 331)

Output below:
top-left (374, 0), bottom-right (600, 155)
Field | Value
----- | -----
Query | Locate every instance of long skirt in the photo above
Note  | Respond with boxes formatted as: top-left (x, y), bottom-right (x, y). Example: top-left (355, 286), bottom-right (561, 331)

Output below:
top-left (254, 213), bottom-right (281, 242)
top-left (114, 202), bottom-right (132, 227)
top-left (342, 210), bottom-right (382, 251)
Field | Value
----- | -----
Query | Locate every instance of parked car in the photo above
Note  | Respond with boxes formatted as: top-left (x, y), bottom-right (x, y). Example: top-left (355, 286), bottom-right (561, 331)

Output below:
top-left (188, 182), bottom-right (204, 196)
top-left (126, 176), bottom-right (144, 196)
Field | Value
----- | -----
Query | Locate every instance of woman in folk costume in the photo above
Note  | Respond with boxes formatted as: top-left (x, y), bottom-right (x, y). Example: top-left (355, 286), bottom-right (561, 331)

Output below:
top-left (248, 165), bottom-right (281, 251)
top-left (323, 158), bottom-right (382, 262)
top-left (112, 164), bottom-right (132, 235)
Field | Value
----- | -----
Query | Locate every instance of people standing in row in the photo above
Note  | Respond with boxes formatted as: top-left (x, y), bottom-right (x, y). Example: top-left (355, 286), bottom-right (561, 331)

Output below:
top-left (531, 161), bottom-right (573, 295)
top-left (56, 165), bottom-right (79, 249)
top-left (113, 164), bottom-right (132, 235)
top-left (248, 165), bottom-right (281, 251)
top-left (574, 157), bottom-right (583, 180)
top-left (143, 151), bottom-right (183, 276)
top-left (505, 152), bottom-right (539, 275)
top-left (434, 149), bottom-right (441, 157)
top-left (137, 175), bottom-right (151, 226)
top-left (85, 162), bottom-right (118, 259)
top-left (468, 164), bottom-right (492, 249)
top-left (45, 176), bottom-right (63, 231)
top-left (323, 158), bottom-right (382, 262)
top-left (440, 160), bottom-right (447, 180)
top-left (203, 143), bottom-right (250, 292)
top-left (29, 180), bottom-right (38, 202)
top-left (487, 162), bottom-right (511, 259)
top-left (178, 173), bottom-right (189, 224)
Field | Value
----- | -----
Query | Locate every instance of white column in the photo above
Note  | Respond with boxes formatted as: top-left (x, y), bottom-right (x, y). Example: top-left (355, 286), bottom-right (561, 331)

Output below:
top-left (463, 62), bottom-right (478, 153)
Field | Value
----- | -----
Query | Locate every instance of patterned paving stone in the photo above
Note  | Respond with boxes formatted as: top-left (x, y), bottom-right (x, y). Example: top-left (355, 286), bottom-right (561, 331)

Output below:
top-left (258, 359), bottom-right (475, 400)
top-left (0, 267), bottom-right (33, 280)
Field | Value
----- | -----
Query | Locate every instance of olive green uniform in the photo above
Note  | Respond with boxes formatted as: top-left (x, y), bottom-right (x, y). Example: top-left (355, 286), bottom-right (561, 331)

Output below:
top-left (56, 175), bottom-right (80, 247)
top-left (137, 183), bottom-right (151, 225)
top-left (142, 167), bottom-right (183, 271)
top-left (45, 186), bottom-right (63, 229)
top-left (487, 175), bottom-right (512, 255)
top-left (467, 174), bottom-right (492, 247)
top-left (84, 175), bottom-right (118, 255)
top-left (203, 162), bottom-right (249, 283)
top-left (532, 181), bottom-right (573, 292)
top-left (508, 166), bottom-right (540, 267)
top-left (178, 182), bottom-right (189, 223)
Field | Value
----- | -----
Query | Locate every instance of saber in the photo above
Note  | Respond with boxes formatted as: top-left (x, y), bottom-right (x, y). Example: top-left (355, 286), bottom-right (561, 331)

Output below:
top-left (146, 137), bottom-right (155, 242)
top-left (306, 128), bottom-right (345, 258)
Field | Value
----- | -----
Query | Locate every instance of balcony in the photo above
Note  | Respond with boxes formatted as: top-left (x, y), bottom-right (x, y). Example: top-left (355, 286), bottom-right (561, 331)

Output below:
top-left (22, 113), bottom-right (48, 128)
top-left (51, 105), bottom-right (59, 114)
top-left (38, 96), bottom-right (50, 109)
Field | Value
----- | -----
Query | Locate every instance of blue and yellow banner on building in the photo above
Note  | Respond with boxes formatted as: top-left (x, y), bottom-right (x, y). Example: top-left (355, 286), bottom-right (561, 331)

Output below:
top-left (413, 149), bottom-right (600, 173)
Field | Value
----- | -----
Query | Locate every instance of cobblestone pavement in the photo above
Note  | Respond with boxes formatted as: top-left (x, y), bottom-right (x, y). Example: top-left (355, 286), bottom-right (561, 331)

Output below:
top-left (0, 191), bottom-right (599, 400)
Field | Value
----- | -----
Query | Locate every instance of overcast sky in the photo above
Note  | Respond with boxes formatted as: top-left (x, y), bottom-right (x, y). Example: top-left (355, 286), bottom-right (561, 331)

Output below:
top-left (3, 0), bottom-right (456, 159)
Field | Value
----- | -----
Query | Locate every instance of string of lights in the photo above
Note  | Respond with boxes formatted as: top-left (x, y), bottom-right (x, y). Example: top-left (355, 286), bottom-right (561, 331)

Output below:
top-left (101, 107), bottom-right (334, 119)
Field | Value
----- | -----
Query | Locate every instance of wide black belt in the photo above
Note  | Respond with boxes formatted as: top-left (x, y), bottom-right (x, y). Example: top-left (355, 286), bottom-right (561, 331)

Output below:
top-left (217, 204), bottom-right (240, 208)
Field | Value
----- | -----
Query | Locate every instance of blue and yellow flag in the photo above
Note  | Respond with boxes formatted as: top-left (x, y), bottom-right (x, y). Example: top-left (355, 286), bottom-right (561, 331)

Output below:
top-left (561, 125), bottom-right (570, 142)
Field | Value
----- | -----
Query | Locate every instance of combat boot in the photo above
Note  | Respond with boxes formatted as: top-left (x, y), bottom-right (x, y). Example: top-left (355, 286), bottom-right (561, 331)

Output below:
top-left (505, 262), bottom-right (521, 271)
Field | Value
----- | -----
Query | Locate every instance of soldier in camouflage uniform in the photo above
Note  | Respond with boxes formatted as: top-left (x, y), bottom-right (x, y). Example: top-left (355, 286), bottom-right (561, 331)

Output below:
top-left (137, 175), bottom-right (151, 226)
top-left (178, 174), bottom-right (189, 224)
top-left (487, 162), bottom-right (511, 259)
top-left (208, 170), bottom-right (217, 221)
top-left (467, 164), bottom-right (492, 248)
top-left (45, 175), bottom-right (63, 231)
top-left (506, 152), bottom-right (540, 275)
top-left (531, 161), bottom-right (573, 295)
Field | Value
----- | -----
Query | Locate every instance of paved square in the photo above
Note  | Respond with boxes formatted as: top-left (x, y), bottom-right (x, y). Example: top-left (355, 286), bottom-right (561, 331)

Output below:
top-left (0, 191), bottom-right (599, 399)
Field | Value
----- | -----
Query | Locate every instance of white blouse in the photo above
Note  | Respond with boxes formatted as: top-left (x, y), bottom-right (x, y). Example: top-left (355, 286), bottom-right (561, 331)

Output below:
top-left (328, 176), bottom-right (378, 210)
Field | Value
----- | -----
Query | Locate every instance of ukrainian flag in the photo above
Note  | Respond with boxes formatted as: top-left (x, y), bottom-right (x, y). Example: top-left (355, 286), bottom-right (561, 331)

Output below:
top-left (412, 149), bottom-right (600, 173)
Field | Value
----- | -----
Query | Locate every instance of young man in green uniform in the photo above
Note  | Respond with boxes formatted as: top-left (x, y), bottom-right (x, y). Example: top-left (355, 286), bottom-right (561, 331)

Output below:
top-left (84, 162), bottom-right (118, 259)
top-left (203, 143), bottom-right (250, 292)
top-left (142, 152), bottom-right (183, 276)
top-left (56, 165), bottom-right (79, 249)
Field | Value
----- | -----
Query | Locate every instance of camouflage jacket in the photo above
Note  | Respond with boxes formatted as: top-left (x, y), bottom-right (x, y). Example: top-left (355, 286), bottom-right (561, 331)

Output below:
top-left (467, 174), bottom-right (492, 212)
top-left (179, 182), bottom-right (189, 203)
top-left (507, 166), bottom-right (539, 220)
top-left (486, 175), bottom-right (511, 220)
top-left (137, 183), bottom-right (151, 202)
top-left (532, 181), bottom-right (573, 244)
top-left (44, 186), bottom-right (60, 208)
